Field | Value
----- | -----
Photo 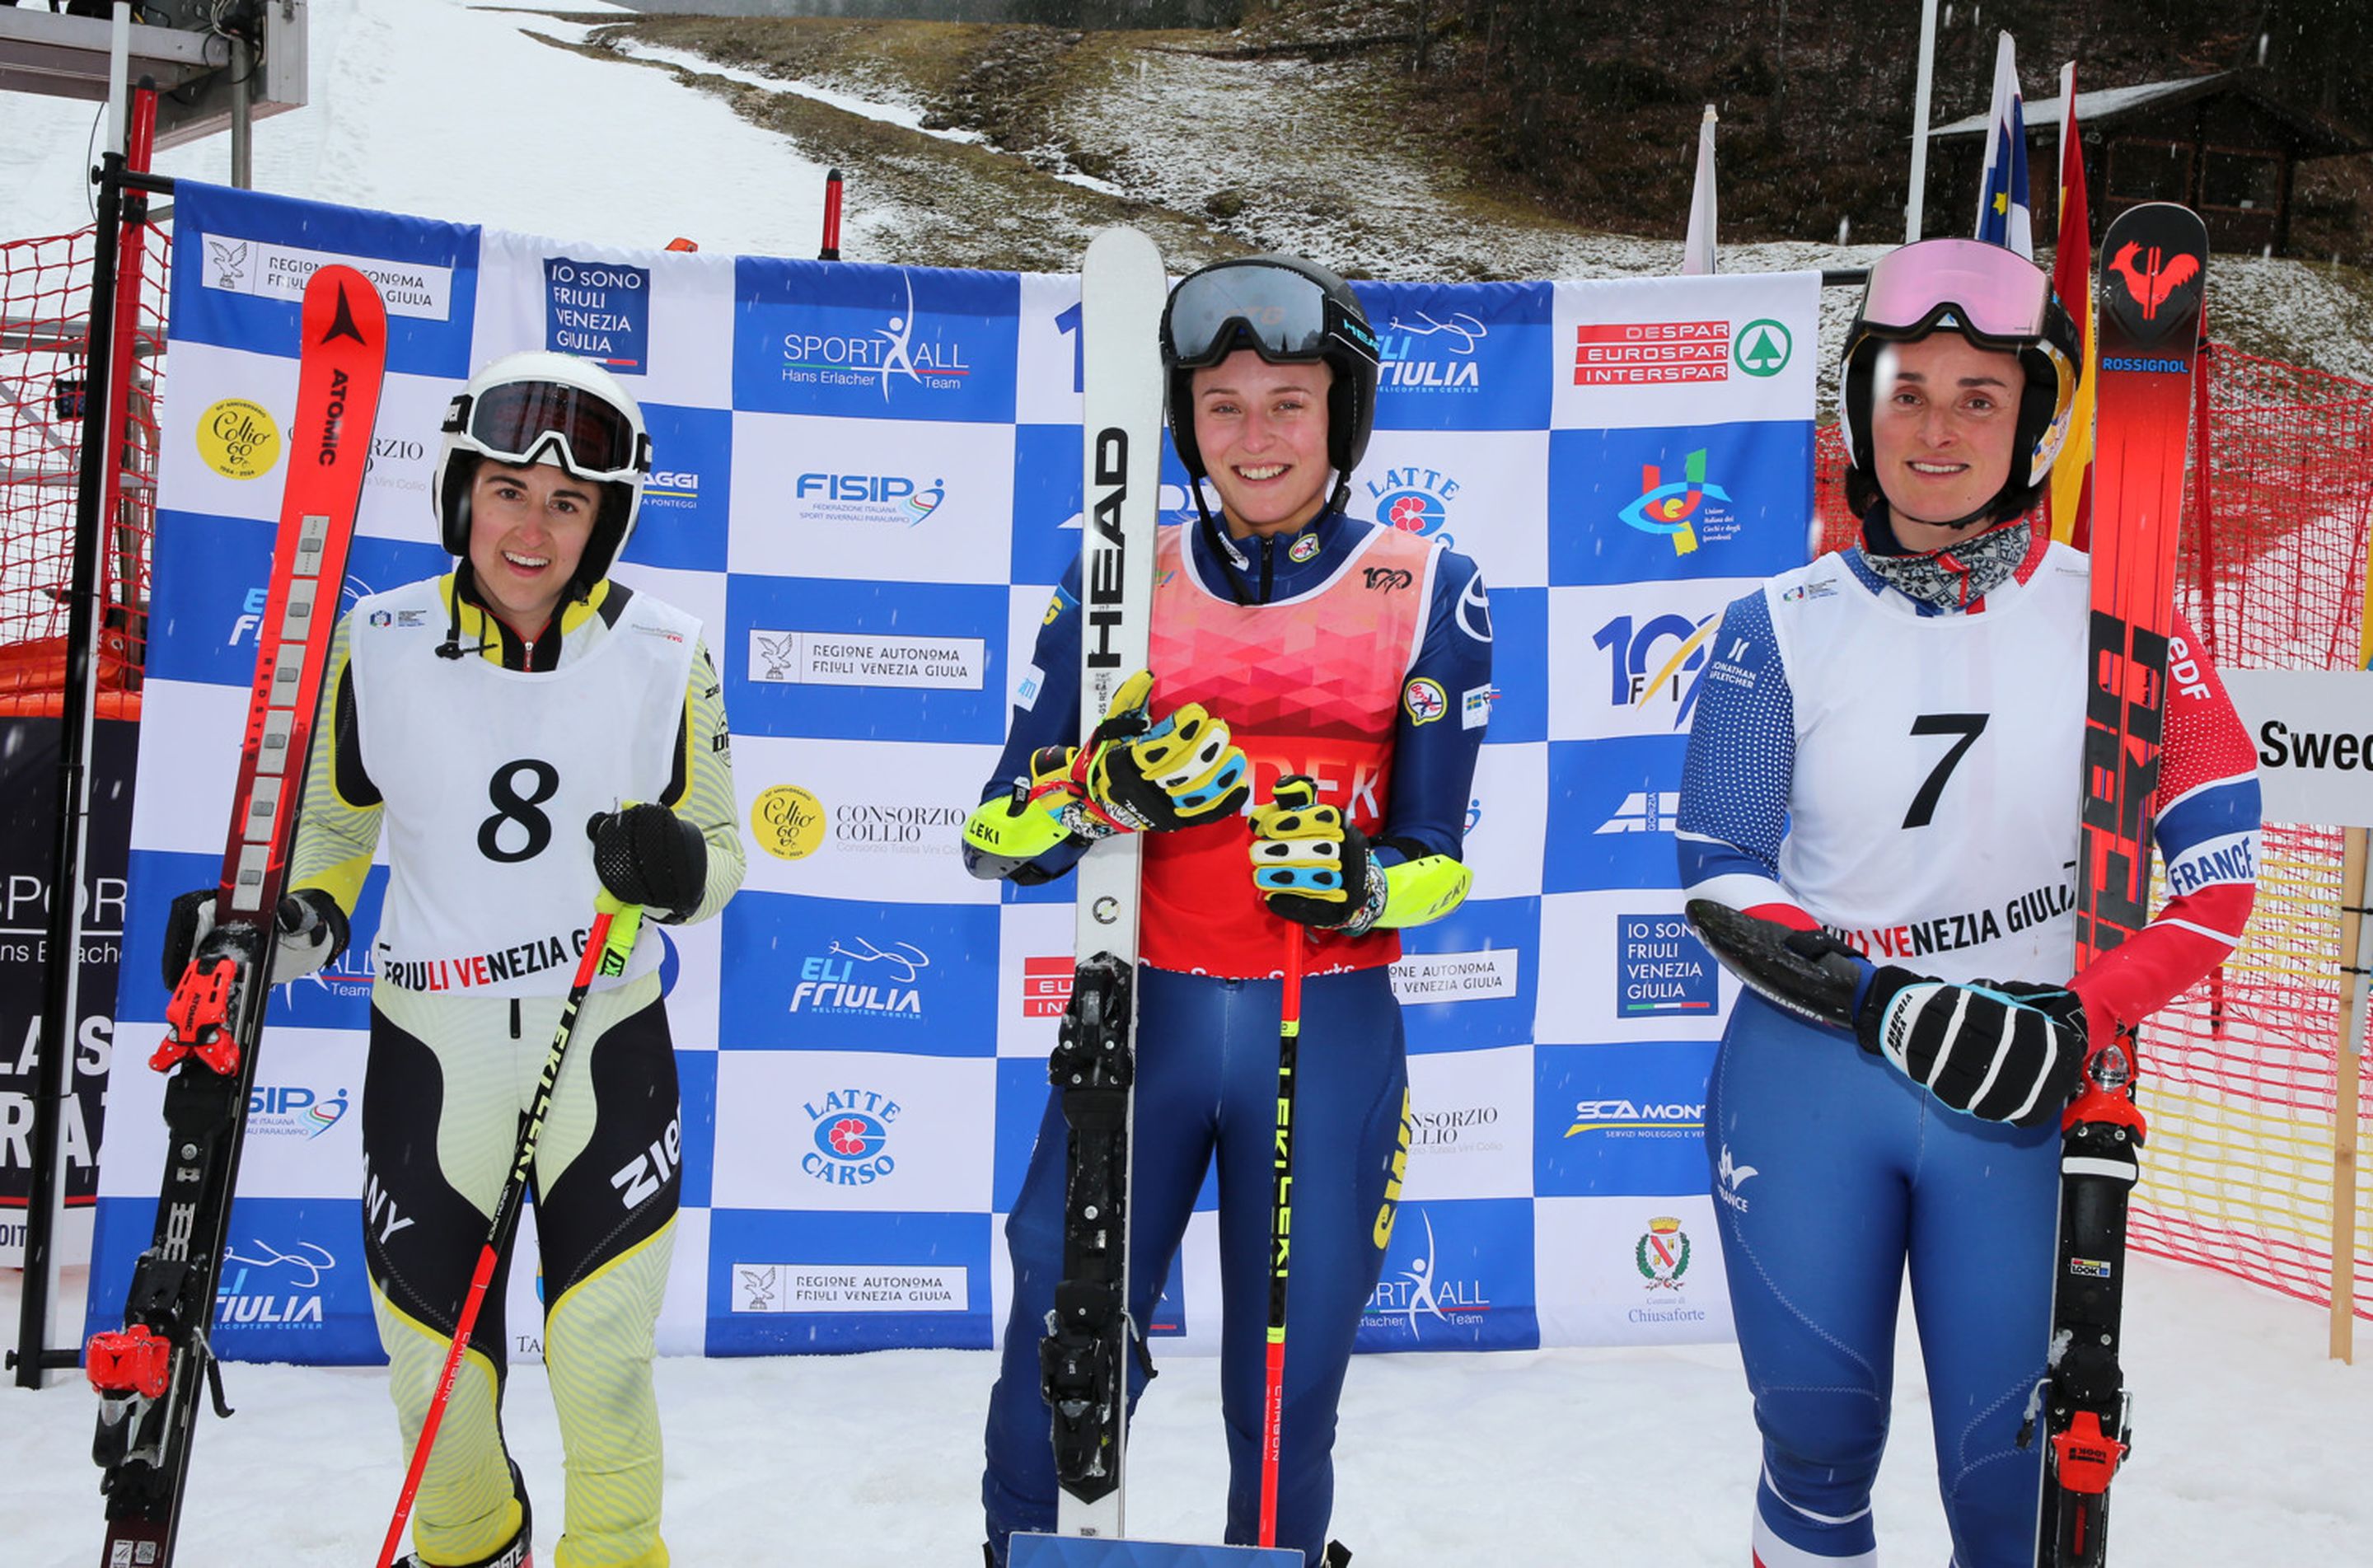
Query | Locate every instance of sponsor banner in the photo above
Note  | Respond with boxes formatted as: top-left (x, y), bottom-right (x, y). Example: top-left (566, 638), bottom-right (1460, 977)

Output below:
top-left (1347, 430), bottom-right (1552, 590)
top-left (85, 1192), bottom-right (385, 1364)
top-left (141, 524), bottom-right (444, 692)
top-left (169, 180), bottom-right (480, 377)
top-left (1402, 1045), bottom-right (1533, 1202)
top-left (709, 1049), bottom-right (995, 1213)
top-left (730, 259), bottom-right (1019, 424)
top-left (0, 718), bottom-right (136, 1257)
top-left (725, 577), bottom-right (1005, 746)
top-left (156, 341), bottom-right (298, 527)
top-left (1460, 739), bottom-right (1547, 901)
top-left (1545, 579), bottom-right (1763, 743)
top-left (1533, 1194), bottom-right (1734, 1345)
top-left (1357, 1196), bottom-right (1538, 1352)
top-left (726, 410), bottom-right (1015, 586)
top-left (1355, 279), bottom-right (1553, 432)
top-left (1394, 896), bottom-right (1538, 1053)
top-left (705, 1207), bottom-right (991, 1352)
top-left (731, 735), bottom-right (999, 906)
top-left (219, 1028), bottom-right (367, 1196)
top-left (718, 892), bottom-right (995, 1055)
top-left (1545, 736), bottom-right (1690, 892)
top-left (625, 403), bottom-right (733, 573)
top-left (2224, 668), bottom-right (2373, 827)
top-left (353, 371), bottom-right (447, 540)
top-left (1007, 428), bottom-right (1201, 592)
top-left (1547, 422), bottom-right (1814, 587)
top-left (1473, 585), bottom-right (1546, 746)
top-left (1552, 270), bottom-right (1819, 430)
top-left (472, 230), bottom-right (742, 411)
top-left (995, 901), bottom-right (1079, 1058)
top-left (1537, 891), bottom-right (1736, 1044)
top-left (1533, 1041), bottom-right (1716, 1198)
top-left (1013, 270), bottom-right (1087, 428)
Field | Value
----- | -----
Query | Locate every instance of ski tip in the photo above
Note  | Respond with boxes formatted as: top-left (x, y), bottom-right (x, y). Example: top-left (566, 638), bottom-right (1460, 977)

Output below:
top-left (1083, 227), bottom-right (1164, 274)
top-left (303, 264), bottom-right (389, 347)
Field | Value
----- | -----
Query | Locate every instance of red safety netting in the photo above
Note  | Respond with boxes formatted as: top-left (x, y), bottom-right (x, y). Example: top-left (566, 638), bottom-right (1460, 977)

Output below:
top-left (0, 221), bottom-right (170, 714)
top-left (1810, 347), bottom-right (2373, 1318)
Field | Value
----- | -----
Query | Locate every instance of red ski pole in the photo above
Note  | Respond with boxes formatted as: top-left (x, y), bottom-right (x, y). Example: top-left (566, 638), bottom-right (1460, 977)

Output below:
top-left (374, 891), bottom-right (641, 1568)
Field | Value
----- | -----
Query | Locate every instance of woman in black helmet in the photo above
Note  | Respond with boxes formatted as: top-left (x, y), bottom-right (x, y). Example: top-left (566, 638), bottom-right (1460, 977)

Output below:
top-left (964, 255), bottom-right (1495, 1566)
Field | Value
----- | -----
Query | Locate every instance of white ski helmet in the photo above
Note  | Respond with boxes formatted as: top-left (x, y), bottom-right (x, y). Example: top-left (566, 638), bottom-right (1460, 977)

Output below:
top-left (433, 350), bottom-right (653, 595)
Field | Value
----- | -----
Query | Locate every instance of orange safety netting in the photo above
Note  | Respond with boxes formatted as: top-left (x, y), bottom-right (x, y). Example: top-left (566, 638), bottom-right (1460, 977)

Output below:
top-left (0, 222), bottom-right (169, 717)
top-left (1811, 345), bottom-right (2373, 1318)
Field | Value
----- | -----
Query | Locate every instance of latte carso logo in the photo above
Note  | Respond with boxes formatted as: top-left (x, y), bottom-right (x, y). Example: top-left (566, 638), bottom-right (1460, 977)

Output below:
top-left (801, 1087), bottom-right (901, 1186)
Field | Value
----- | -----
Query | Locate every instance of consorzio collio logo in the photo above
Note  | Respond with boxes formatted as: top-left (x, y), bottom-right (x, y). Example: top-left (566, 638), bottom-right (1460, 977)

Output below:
top-left (196, 396), bottom-right (281, 480)
top-left (751, 784), bottom-right (826, 861)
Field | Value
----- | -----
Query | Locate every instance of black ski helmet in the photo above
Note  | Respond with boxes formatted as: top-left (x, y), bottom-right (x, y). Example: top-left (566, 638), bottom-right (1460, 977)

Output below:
top-left (1837, 237), bottom-right (2082, 529)
top-left (433, 350), bottom-right (654, 597)
top-left (1158, 255), bottom-right (1381, 507)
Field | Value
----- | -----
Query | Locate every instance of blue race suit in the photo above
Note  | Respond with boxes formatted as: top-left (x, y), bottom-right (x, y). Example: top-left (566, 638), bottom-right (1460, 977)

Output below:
top-left (979, 507), bottom-right (1490, 1565)
top-left (1678, 523), bottom-right (2258, 1568)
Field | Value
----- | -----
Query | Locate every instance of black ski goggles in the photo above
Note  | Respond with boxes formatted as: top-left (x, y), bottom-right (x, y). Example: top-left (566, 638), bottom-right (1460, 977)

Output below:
top-left (1162, 261), bottom-right (1379, 370)
top-left (451, 380), bottom-right (648, 482)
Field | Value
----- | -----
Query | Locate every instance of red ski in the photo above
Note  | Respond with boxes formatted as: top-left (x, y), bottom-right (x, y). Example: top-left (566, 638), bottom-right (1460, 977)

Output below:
top-left (87, 264), bottom-right (387, 1567)
top-left (2032, 200), bottom-right (2209, 1568)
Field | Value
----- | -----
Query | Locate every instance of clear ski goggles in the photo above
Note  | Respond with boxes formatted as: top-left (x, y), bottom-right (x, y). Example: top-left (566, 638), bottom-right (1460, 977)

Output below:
top-left (452, 379), bottom-right (647, 481)
top-left (1856, 237), bottom-right (2054, 349)
top-left (1163, 261), bottom-right (1378, 369)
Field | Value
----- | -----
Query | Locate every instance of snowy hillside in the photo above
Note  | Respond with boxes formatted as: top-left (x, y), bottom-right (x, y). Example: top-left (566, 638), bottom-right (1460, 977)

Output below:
top-left (2, 0), bottom-right (2368, 381)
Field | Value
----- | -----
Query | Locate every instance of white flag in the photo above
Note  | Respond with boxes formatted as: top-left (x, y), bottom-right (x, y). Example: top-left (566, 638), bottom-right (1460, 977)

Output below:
top-left (1683, 105), bottom-right (1718, 275)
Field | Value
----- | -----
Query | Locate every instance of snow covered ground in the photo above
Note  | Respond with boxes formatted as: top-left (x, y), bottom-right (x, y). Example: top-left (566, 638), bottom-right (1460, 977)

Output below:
top-left (4, 1256), bottom-right (2365, 1563)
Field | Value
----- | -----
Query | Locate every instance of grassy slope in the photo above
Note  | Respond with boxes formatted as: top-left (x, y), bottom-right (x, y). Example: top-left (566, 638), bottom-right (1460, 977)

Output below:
top-left (541, 11), bottom-right (2373, 382)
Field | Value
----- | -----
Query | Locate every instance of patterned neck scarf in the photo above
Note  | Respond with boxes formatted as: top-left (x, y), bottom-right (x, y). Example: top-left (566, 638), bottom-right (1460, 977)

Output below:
top-left (1858, 513), bottom-right (2033, 613)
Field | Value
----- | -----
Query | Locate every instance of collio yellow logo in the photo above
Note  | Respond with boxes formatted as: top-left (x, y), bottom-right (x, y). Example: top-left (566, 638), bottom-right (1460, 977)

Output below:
top-left (751, 784), bottom-right (826, 861)
top-left (196, 397), bottom-right (281, 480)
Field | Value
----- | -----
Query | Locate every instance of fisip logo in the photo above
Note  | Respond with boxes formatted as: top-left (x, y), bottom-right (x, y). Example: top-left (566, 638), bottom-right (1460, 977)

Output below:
top-left (791, 471), bottom-right (948, 527)
top-left (245, 1083), bottom-right (353, 1140)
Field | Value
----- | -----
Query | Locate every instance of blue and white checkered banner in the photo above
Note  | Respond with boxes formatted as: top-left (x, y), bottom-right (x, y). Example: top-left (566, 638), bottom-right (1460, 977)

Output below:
top-left (91, 182), bottom-right (1819, 1365)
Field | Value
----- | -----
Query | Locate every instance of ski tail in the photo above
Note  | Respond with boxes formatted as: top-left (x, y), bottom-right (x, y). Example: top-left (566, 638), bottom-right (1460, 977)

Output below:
top-left (1046, 227), bottom-right (1165, 1542)
top-left (2034, 201), bottom-right (2207, 1568)
top-left (88, 264), bottom-right (387, 1567)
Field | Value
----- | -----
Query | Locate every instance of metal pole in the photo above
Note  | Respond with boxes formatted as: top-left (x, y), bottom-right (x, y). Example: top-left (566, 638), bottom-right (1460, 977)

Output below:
top-left (1907, 0), bottom-right (1940, 241)
top-left (231, 36), bottom-right (254, 190)
top-left (11, 152), bottom-right (129, 1391)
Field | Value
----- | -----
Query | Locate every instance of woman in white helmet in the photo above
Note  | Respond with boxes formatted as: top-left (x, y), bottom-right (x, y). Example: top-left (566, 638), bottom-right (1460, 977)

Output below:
top-left (170, 350), bottom-right (745, 1567)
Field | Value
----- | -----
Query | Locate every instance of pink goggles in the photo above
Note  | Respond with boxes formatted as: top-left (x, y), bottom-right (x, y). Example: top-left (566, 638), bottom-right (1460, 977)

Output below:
top-left (1856, 238), bottom-right (2053, 346)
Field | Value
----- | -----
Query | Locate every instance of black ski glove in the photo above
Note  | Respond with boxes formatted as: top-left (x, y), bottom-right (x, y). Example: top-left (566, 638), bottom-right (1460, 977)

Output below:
top-left (161, 885), bottom-right (349, 990)
top-left (587, 803), bottom-right (709, 920)
top-left (1856, 968), bottom-right (2089, 1126)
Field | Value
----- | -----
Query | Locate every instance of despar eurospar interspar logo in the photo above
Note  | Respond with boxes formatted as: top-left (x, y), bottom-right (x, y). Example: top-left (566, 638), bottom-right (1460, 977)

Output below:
top-left (1571, 316), bottom-right (1791, 386)
top-left (1366, 462), bottom-right (1462, 548)
top-left (799, 1086), bottom-right (902, 1187)
top-left (1618, 448), bottom-right (1739, 555)
top-left (788, 935), bottom-right (930, 1023)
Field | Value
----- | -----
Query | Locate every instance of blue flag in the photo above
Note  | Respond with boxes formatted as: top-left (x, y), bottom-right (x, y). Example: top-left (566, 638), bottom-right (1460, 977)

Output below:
top-left (1973, 32), bottom-right (2034, 258)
